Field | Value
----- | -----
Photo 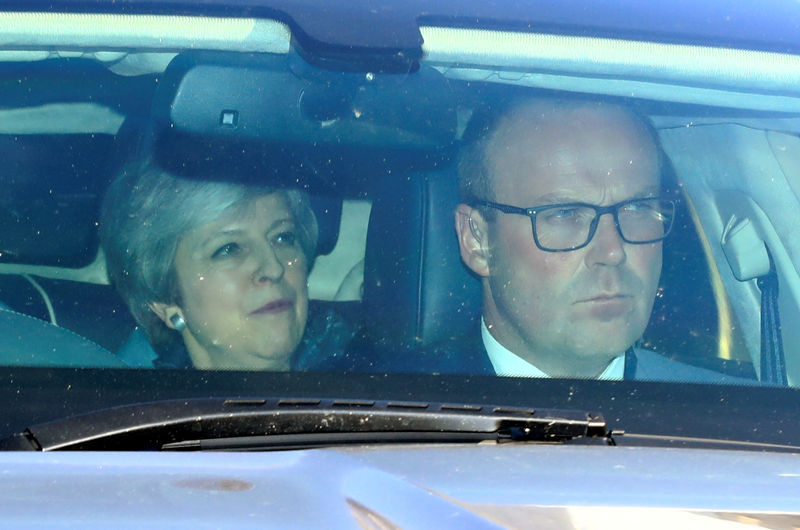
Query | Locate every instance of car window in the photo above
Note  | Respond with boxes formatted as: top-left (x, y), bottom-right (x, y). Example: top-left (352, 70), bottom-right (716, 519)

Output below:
top-left (307, 199), bottom-right (371, 302)
top-left (2, 7), bottom-right (800, 449)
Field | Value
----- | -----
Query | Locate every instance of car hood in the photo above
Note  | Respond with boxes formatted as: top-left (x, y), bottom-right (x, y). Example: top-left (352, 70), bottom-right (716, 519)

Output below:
top-left (1, 444), bottom-right (798, 528)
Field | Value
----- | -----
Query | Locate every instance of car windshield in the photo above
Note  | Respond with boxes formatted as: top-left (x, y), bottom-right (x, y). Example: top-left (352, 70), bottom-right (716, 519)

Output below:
top-left (2, 4), bottom-right (800, 448)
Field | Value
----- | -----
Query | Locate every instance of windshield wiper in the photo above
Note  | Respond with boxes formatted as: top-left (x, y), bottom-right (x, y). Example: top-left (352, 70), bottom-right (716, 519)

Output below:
top-left (0, 398), bottom-right (607, 451)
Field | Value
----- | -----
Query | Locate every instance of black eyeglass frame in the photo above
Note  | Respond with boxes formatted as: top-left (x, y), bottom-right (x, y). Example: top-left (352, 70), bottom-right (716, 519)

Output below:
top-left (470, 197), bottom-right (678, 252)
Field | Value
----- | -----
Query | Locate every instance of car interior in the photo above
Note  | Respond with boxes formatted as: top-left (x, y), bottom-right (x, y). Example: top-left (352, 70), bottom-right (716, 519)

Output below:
top-left (3, 14), bottom-right (800, 385)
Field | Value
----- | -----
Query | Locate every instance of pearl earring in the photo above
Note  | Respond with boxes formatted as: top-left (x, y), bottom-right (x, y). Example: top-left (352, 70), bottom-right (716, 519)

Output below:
top-left (169, 313), bottom-right (186, 332)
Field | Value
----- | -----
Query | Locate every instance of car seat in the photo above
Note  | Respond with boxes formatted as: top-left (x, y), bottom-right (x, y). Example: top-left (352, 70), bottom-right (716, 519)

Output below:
top-left (359, 163), bottom-right (756, 378)
top-left (0, 307), bottom-right (126, 367)
top-left (0, 273), bottom-right (136, 353)
top-left (358, 166), bottom-right (481, 370)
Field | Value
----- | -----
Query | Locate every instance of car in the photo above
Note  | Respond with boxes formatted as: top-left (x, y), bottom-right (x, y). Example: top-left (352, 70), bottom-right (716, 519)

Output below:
top-left (1, 0), bottom-right (800, 526)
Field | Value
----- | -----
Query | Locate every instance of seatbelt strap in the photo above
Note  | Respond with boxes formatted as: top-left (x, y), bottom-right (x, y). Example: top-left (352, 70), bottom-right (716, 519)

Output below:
top-left (623, 347), bottom-right (637, 380)
top-left (757, 249), bottom-right (787, 385)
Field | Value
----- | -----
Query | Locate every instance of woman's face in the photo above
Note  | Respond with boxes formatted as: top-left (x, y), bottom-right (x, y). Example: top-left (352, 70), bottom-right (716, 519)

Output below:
top-left (163, 192), bottom-right (309, 370)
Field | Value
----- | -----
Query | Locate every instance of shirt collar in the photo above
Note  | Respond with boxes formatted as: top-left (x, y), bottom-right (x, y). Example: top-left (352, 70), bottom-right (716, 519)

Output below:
top-left (481, 318), bottom-right (624, 380)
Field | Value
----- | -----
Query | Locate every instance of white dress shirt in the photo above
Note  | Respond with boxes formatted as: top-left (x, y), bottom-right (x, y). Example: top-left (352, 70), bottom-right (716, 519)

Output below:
top-left (481, 319), bottom-right (624, 380)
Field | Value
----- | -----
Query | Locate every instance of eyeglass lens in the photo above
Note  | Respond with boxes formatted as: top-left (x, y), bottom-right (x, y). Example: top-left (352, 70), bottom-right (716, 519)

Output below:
top-left (534, 199), bottom-right (673, 251)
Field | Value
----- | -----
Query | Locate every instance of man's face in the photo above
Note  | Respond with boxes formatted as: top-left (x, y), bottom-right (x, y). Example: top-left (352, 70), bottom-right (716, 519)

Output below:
top-left (472, 105), bottom-right (662, 377)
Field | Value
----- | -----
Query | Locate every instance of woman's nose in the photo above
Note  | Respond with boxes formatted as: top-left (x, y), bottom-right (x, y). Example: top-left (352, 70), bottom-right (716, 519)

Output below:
top-left (253, 243), bottom-right (285, 283)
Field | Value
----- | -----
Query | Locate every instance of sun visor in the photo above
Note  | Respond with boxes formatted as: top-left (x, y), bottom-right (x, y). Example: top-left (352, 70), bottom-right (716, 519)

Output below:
top-left (155, 53), bottom-right (457, 151)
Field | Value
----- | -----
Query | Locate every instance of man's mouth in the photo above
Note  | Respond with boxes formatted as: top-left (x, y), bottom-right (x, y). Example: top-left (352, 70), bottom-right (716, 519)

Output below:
top-left (577, 294), bottom-right (633, 320)
top-left (583, 293), bottom-right (628, 302)
top-left (250, 299), bottom-right (292, 315)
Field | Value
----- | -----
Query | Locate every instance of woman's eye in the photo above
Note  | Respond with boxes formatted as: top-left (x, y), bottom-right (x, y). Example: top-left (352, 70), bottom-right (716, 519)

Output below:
top-left (274, 231), bottom-right (297, 247)
top-left (211, 242), bottom-right (242, 259)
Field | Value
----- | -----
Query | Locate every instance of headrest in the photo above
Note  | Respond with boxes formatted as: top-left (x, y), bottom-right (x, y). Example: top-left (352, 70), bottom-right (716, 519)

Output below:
top-left (309, 193), bottom-right (342, 257)
top-left (0, 134), bottom-right (122, 268)
top-left (361, 167), bottom-right (481, 354)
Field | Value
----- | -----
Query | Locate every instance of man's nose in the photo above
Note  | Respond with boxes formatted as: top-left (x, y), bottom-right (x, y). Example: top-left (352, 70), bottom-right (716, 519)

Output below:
top-left (585, 213), bottom-right (626, 267)
top-left (253, 242), bottom-right (285, 284)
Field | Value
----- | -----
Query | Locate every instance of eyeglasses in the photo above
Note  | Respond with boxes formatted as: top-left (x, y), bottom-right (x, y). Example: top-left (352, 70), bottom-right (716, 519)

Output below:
top-left (471, 197), bottom-right (677, 252)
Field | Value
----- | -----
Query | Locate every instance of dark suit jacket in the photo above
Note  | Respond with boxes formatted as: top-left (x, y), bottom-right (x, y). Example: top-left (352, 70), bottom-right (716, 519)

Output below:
top-left (365, 331), bottom-right (754, 384)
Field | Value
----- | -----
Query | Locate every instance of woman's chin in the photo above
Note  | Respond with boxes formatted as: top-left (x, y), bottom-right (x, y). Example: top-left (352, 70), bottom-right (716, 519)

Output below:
top-left (186, 344), bottom-right (293, 371)
top-left (226, 340), bottom-right (299, 371)
top-left (211, 354), bottom-right (292, 371)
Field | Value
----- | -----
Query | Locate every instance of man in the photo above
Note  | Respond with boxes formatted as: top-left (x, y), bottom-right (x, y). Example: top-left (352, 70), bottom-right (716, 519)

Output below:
top-left (448, 97), bottom-right (736, 382)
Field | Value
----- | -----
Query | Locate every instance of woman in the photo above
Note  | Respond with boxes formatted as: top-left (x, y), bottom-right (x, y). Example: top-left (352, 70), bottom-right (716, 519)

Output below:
top-left (101, 163), bottom-right (351, 370)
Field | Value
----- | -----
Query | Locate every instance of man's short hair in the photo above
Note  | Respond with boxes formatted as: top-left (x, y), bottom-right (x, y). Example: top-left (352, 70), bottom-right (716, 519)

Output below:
top-left (457, 96), bottom-right (677, 217)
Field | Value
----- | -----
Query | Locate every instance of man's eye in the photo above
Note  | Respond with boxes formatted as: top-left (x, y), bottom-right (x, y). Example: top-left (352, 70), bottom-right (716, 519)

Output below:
top-left (541, 207), bottom-right (581, 222)
top-left (623, 201), bottom-right (653, 212)
top-left (555, 208), bottom-right (578, 218)
top-left (274, 231), bottom-right (297, 247)
top-left (211, 242), bottom-right (242, 259)
top-left (622, 201), bottom-right (661, 218)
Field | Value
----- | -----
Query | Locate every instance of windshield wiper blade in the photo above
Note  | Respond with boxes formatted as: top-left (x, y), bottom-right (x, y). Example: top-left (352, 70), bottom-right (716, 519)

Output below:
top-left (163, 430), bottom-right (517, 451)
top-left (0, 398), bottom-right (607, 451)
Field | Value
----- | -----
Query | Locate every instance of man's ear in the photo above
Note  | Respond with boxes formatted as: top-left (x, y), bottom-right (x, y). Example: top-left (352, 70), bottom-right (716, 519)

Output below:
top-left (455, 203), bottom-right (491, 277)
top-left (149, 301), bottom-right (185, 331)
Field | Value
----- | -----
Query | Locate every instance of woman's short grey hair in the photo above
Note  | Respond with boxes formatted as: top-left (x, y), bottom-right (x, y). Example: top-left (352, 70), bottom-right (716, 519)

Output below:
top-left (101, 163), bottom-right (319, 353)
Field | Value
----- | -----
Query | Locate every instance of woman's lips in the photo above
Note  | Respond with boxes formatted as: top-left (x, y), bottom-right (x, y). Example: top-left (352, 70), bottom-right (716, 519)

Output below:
top-left (250, 299), bottom-right (292, 315)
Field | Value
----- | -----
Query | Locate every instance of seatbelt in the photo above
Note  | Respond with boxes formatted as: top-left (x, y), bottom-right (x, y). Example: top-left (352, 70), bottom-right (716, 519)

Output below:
top-left (757, 249), bottom-right (787, 385)
top-left (720, 214), bottom-right (786, 385)
top-left (623, 347), bottom-right (637, 380)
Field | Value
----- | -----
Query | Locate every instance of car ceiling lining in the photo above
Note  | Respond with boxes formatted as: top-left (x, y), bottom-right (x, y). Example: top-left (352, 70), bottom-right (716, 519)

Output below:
top-left (0, 12), bottom-right (290, 54)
